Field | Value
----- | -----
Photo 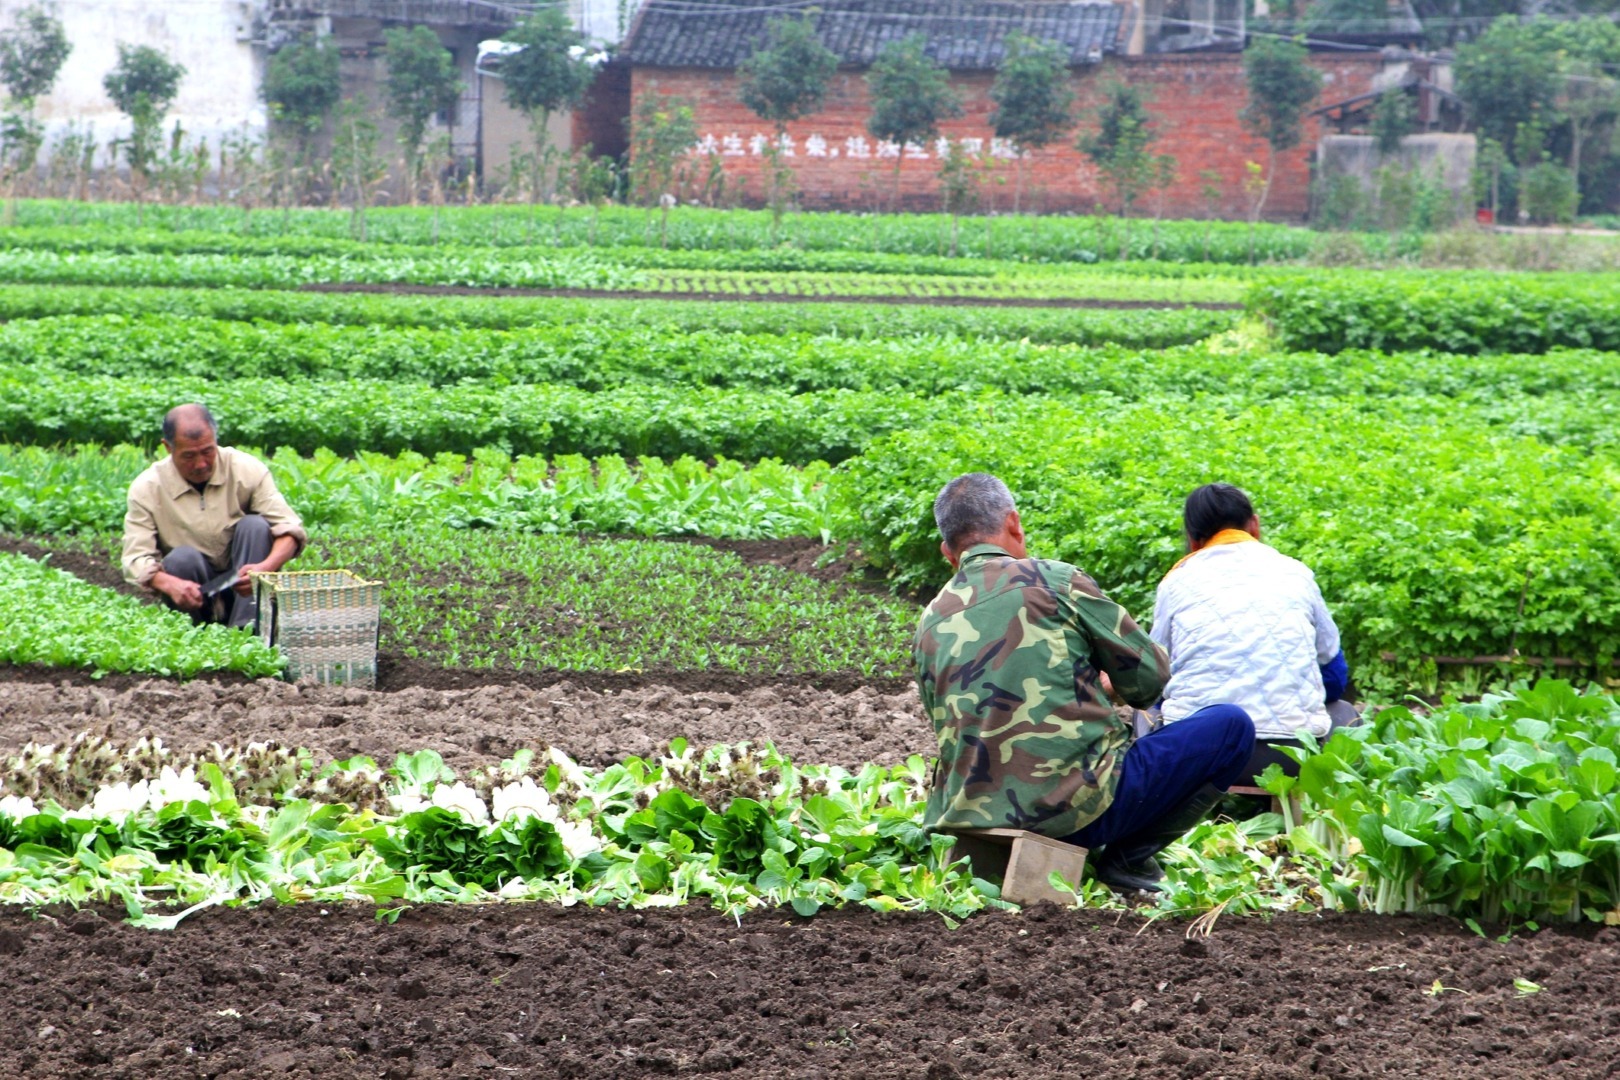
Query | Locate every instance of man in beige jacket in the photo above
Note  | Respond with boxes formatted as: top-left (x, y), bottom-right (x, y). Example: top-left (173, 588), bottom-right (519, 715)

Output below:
top-left (121, 404), bottom-right (307, 628)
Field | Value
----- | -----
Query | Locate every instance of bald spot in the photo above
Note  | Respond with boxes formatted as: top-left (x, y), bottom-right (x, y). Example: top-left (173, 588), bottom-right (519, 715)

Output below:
top-left (166, 403), bottom-right (215, 443)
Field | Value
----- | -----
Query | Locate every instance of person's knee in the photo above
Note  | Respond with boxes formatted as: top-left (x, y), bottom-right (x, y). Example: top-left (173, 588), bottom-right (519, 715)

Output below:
top-left (235, 514), bottom-right (270, 540)
top-left (161, 546), bottom-right (209, 581)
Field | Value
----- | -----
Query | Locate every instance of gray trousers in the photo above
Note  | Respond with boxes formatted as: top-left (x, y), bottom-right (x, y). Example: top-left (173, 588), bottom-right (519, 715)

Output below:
top-left (160, 514), bottom-right (272, 629)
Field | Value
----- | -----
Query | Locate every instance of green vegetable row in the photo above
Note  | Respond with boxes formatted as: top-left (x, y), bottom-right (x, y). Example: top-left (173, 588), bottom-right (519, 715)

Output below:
top-left (0, 249), bottom-right (642, 291)
top-left (20, 316), bottom-right (1620, 406)
top-left (15, 200), bottom-right (1328, 265)
top-left (1251, 275), bottom-right (1620, 355)
top-left (0, 444), bottom-right (839, 540)
top-left (840, 397), bottom-right (1620, 690)
top-left (0, 284), bottom-right (1235, 347)
top-left (1271, 680), bottom-right (1620, 925)
top-left (0, 552), bottom-right (283, 678)
top-left (0, 368), bottom-right (949, 461)
top-left (9, 681), bottom-right (1620, 928)
top-left (0, 313), bottom-right (1242, 393)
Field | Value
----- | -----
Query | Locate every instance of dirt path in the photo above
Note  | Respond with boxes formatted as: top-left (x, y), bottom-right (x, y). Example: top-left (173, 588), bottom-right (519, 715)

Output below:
top-left (0, 674), bottom-right (927, 773)
top-left (2, 902), bottom-right (1612, 1079)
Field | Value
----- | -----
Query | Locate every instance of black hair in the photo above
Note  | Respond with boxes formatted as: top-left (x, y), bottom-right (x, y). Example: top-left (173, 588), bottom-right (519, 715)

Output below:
top-left (1182, 483), bottom-right (1255, 546)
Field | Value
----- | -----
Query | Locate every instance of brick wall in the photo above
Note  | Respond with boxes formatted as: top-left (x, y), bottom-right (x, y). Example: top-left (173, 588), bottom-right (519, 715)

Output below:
top-left (629, 54), bottom-right (1381, 220)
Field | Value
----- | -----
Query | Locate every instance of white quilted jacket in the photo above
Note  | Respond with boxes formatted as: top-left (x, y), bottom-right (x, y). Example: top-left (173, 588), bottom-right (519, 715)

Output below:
top-left (1150, 540), bottom-right (1341, 740)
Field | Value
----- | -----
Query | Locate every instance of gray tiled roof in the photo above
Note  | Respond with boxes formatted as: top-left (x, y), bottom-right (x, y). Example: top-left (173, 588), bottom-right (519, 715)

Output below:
top-left (624, 0), bottom-right (1125, 70)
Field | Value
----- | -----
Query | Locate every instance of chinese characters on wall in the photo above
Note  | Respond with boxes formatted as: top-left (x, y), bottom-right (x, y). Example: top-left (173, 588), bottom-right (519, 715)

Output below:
top-left (691, 133), bottom-right (1027, 161)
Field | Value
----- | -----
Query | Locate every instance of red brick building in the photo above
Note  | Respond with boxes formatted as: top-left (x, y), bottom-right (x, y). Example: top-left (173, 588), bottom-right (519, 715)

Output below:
top-left (621, 0), bottom-right (1382, 220)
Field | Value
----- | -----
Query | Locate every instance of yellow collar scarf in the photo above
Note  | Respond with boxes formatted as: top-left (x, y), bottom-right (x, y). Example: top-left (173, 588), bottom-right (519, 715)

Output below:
top-left (1168, 527), bottom-right (1257, 574)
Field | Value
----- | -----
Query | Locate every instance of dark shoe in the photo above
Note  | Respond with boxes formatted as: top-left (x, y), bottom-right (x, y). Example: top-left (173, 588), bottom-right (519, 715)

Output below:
top-left (1091, 848), bottom-right (1165, 893)
top-left (1091, 783), bottom-right (1228, 895)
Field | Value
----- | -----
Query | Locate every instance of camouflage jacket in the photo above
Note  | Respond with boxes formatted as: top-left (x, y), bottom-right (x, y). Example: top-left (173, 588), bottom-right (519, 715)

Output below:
top-left (914, 543), bottom-right (1170, 839)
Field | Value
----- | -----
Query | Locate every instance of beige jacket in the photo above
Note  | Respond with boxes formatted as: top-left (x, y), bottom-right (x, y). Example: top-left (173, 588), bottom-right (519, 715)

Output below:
top-left (121, 447), bottom-right (307, 588)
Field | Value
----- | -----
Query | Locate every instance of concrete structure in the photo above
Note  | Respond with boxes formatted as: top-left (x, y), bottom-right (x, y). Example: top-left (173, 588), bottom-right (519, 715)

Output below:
top-left (1315, 132), bottom-right (1476, 225)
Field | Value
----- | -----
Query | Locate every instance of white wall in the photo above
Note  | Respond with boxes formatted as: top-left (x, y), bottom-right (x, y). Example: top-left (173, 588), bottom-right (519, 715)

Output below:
top-left (0, 0), bottom-right (265, 166)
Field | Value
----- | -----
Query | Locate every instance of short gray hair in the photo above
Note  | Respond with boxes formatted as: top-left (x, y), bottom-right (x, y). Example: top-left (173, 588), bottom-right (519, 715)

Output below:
top-left (933, 473), bottom-right (1016, 551)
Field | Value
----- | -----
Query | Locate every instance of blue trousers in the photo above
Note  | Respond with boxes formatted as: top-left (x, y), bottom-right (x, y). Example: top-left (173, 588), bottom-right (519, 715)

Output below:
top-left (1062, 704), bottom-right (1255, 850)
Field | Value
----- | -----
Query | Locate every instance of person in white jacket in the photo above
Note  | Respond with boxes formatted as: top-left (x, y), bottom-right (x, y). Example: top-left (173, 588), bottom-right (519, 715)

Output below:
top-left (1151, 483), bottom-right (1357, 783)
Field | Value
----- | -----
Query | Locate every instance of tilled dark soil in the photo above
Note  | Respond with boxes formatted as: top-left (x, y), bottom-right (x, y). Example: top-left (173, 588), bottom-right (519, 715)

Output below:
top-left (3, 902), bottom-right (1615, 1080)
top-left (0, 675), bottom-right (927, 772)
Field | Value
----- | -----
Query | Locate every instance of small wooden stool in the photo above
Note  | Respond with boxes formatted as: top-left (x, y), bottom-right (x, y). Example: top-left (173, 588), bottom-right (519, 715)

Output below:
top-left (945, 828), bottom-right (1088, 906)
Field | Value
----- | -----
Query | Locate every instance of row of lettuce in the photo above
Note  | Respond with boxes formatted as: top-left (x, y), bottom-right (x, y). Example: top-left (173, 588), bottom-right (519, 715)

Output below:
top-left (3, 683), bottom-right (1617, 928)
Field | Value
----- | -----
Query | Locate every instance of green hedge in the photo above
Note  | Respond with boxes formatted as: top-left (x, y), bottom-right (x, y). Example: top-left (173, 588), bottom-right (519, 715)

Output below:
top-left (1250, 275), bottom-right (1620, 354)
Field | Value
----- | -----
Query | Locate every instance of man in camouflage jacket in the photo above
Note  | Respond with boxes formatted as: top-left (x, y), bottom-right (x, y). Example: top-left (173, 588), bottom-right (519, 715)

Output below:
top-left (915, 473), bottom-right (1255, 892)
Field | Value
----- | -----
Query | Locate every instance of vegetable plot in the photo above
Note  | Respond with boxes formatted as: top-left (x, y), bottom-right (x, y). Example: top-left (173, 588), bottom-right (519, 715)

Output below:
top-left (0, 741), bottom-right (1006, 926)
top-left (0, 552), bottom-right (283, 678)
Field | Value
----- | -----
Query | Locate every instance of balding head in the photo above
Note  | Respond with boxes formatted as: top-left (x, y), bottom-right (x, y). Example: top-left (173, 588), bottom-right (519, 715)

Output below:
top-left (162, 403), bottom-right (216, 445)
top-left (162, 403), bottom-right (219, 487)
top-left (933, 472), bottom-right (1026, 568)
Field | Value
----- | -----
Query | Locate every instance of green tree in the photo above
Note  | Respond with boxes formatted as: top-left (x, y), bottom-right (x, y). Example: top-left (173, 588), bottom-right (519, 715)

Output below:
top-left (103, 43), bottom-right (186, 216)
top-left (330, 97), bottom-right (387, 240)
top-left (1078, 81), bottom-right (1156, 220)
top-left (498, 7), bottom-right (599, 201)
top-left (1240, 36), bottom-right (1321, 223)
top-left (0, 3), bottom-right (69, 205)
top-left (264, 36), bottom-right (341, 147)
top-left (738, 15), bottom-right (838, 228)
top-left (1454, 16), bottom-right (1560, 163)
top-left (1560, 61), bottom-right (1620, 208)
top-left (989, 33), bottom-right (1074, 214)
top-left (262, 36), bottom-right (342, 205)
top-left (628, 89), bottom-right (698, 246)
top-left (382, 25), bottom-right (462, 204)
top-left (865, 35), bottom-right (962, 210)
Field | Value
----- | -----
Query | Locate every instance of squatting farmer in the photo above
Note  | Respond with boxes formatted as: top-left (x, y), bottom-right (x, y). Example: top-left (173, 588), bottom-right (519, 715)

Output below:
top-left (1152, 482), bottom-right (1360, 786)
top-left (121, 403), bottom-right (306, 629)
top-left (914, 473), bottom-right (1255, 893)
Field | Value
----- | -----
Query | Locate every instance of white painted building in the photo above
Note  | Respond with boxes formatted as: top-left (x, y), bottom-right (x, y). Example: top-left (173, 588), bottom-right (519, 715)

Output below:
top-left (2, 0), bottom-right (268, 159)
top-left (0, 0), bottom-right (625, 177)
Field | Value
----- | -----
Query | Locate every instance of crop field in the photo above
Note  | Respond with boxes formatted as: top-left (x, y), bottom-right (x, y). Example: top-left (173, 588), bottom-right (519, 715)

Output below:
top-left (3, 202), bottom-right (1620, 1077)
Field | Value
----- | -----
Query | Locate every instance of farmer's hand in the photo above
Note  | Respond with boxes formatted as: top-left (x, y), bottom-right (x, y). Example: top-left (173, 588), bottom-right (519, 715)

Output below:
top-left (154, 571), bottom-right (203, 612)
top-left (234, 562), bottom-right (267, 597)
